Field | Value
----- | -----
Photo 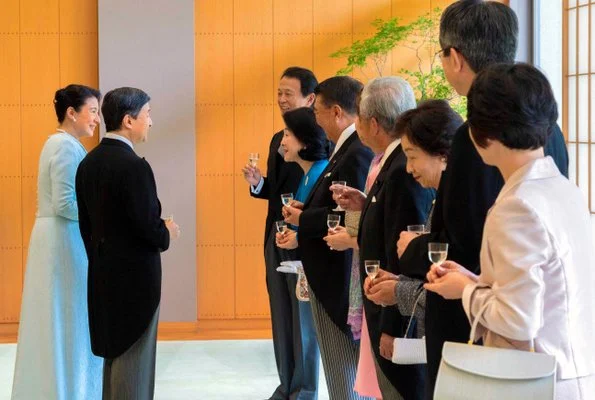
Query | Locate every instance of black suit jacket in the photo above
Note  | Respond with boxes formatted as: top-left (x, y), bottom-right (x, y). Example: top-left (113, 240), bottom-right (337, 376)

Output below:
top-left (358, 144), bottom-right (434, 399)
top-left (298, 133), bottom-right (373, 333)
top-left (250, 130), bottom-right (303, 245)
top-left (399, 122), bottom-right (569, 397)
top-left (76, 138), bottom-right (170, 358)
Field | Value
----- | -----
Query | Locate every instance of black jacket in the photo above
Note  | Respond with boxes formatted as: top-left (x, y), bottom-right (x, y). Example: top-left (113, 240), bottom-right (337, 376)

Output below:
top-left (298, 133), bottom-right (373, 333)
top-left (358, 144), bottom-right (434, 399)
top-left (250, 130), bottom-right (303, 245)
top-left (399, 122), bottom-right (569, 397)
top-left (76, 138), bottom-right (170, 358)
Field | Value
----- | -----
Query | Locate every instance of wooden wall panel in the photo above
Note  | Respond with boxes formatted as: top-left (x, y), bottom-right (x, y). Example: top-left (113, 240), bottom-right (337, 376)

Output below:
top-left (196, 105), bottom-right (235, 174)
top-left (353, 0), bottom-right (392, 34)
top-left (234, 35), bottom-right (275, 104)
top-left (235, 246), bottom-right (269, 318)
top-left (313, 0), bottom-right (353, 33)
top-left (197, 247), bottom-right (235, 318)
top-left (234, 0), bottom-right (273, 33)
top-left (0, 250), bottom-right (23, 323)
top-left (1, 0), bottom-right (458, 332)
top-left (273, 0), bottom-right (313, 33)
top-left (59, 35), bottom-right (99, 87)
top-left (0, 37), bottom-right (21, 104)
top-left (196, 0), bottom-right (233, 33)
top-left (0, 0), bottom-right (19, 32)
top-left (0, 108), bottom-right (21, 176)
top-left (197, 175), bottom-right (235, 246)
top-left (196, 35), bottom-right (234, 104)
top-left (20, 37), bottom-right (60, 104)
top-left (0, 0), bottom-right (99, 327)
top-left (20, 0), bottom-right (59, 32)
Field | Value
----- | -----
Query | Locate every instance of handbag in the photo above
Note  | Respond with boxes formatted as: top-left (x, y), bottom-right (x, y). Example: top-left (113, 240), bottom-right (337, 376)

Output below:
top-left (434, 302), bottom-right (556, 399)
top-left (392, 290), bottom-right (427, 365)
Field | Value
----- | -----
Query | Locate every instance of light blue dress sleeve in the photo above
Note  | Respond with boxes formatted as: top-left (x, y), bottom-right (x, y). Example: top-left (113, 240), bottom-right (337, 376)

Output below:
top-left (49, 140), bottom-right (81, 221)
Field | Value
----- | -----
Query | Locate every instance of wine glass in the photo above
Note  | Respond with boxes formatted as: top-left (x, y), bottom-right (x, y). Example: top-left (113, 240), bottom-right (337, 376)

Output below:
top-left (331, 180), bottom-right (347, 211)
top-left (407, 224), bottom-right (427, 235)
top-left (248, 152), bottom-right (259, 168)
top-left (327, 214), bottom-right (341, 232)
top-left (281, 193), bottom-right (294, 207)
top-left (428, 242), bottom-right (448, 265)
top-left (275, 220), bottom-right (287, 234)
top-left (164, 214), bottom-right (173, 223)
top-left (365, 260), bottom-right (380, 281)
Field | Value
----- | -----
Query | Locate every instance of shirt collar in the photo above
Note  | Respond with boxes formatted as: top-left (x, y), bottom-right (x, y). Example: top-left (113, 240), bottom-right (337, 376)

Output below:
top-left (379, 138), bottom-right (401, 168)
top-left (330, 123), bottom-right (356, 159)
top-left (104, 133), bottom-right (134, 150)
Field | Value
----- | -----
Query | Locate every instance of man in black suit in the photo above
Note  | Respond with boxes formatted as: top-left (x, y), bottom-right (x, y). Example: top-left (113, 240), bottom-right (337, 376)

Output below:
top-left (279, 76), bottom-right (373, 400)
top-left (76, 87), bottom-right (180, 399)
top-left (242, 67), bottom-right (320, 400)
top-left (395, 2), bottom-right (570, 397)
top-left (338, 77), bottom-right (434, 399)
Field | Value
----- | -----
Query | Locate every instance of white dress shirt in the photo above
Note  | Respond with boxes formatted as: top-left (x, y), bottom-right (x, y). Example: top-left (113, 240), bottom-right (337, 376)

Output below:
top-left (104, 133), bottom-right (134, 150)
top-left (329, 123), bottom-right (356, 160)
top-left (462, 157), bottom-right (595, 384)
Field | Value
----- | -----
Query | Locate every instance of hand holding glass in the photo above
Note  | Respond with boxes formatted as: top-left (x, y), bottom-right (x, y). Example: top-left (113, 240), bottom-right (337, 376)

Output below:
top-left (327, 214), bottom-right (341, 232)
top-left (428, 242), bottom-right (448, 265)
top-left (331, 181), bottom-right (347, 211)
top-left (248, 152), bottom-right (259, 168)
top-left (275, 220), bottom-right (287, 234)
top-left (365, 260), bottom-right (380, 281)
top-left (281, 193), bottom-right (294, 207)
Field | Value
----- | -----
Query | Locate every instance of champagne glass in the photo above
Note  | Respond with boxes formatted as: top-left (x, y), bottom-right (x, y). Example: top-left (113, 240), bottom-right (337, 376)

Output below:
top-left (248, 152), bottom-right (259, 168)
top-left (428, 242), bottom-right (448, 265)
top-left (331, 180), bottom-right (347, 211)
top-left (281, 193), bottom-right (294, 207)
top-left (275, 220), bottom-right (287, 234)
top-left (407, 224), bottom-right (427, 235)
top-left (327, 214), bottom-right (341, 232)
top-left (365, 260), bottom-right (380, 281)
top-left (164, 214), bottom-right (173, 223)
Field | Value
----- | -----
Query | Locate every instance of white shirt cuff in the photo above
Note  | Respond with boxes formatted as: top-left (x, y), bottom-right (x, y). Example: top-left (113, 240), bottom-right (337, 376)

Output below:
top-left (251, 177), bottom-right (264, 194)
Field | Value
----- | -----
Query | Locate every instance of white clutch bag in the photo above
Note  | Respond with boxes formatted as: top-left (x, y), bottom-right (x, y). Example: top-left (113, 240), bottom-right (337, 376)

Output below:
top-left (434, 302), bottom-right (556, 400)
top-left (392, 291), bottom-right (427, 365)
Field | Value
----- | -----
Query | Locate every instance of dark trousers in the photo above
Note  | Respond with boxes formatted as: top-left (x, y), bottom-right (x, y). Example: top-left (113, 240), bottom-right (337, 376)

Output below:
top-left (265, 228), bottom-right (320, 400)
top-left (102, 306), bottom-right (159, 400)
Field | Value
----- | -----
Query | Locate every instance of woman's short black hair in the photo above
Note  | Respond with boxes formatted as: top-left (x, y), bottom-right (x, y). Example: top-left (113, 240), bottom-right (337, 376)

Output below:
top-left (101, 87), bottom-right (151, 132)
top-left (468, 63), bottom-right (558, 150)
top-left (53, 84), bottom-right (101, 123)
top-left (282, 107), bottom-right (331, 162)
top-left (395, 99), bottom-right (463, 159)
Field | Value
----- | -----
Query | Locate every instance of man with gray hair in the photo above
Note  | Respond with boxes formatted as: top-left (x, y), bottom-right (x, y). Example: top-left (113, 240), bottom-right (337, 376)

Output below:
top-left (339, 76), bottom-right (434, 399)
top-left (394, 1), bottom-right (569, 397)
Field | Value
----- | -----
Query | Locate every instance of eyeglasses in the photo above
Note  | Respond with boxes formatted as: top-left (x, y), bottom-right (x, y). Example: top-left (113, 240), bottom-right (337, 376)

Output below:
top-left (435, 46), bottom-right (458, 59)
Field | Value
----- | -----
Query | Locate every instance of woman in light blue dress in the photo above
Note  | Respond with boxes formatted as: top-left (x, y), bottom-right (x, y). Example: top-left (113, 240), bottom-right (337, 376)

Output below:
top-left (12, 85), bottom-right (103, 400)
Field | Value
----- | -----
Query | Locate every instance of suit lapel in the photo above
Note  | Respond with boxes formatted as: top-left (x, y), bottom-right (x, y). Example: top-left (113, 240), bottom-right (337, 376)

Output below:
top-left (358, 145), bottom-right (403, 238)
top-left (303, 133), bottom-right (357, 207)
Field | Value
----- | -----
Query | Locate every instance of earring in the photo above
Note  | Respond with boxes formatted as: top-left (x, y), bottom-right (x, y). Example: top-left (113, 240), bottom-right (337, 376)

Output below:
top-left (72, 117), bottom-right (76, 122)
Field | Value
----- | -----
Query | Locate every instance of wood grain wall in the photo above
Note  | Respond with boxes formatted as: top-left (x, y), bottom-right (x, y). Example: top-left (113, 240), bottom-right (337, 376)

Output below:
top-left (0, 0), bottom-right (460, 336)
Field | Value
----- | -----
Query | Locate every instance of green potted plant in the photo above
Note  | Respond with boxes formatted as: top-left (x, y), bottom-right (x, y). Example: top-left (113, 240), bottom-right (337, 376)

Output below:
top-left (330, 7), bottom-right (466, 116)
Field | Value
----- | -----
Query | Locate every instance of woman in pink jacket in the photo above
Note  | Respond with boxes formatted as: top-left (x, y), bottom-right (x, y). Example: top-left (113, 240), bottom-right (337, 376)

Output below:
top-left (425, 63), bottom-right (595, 399)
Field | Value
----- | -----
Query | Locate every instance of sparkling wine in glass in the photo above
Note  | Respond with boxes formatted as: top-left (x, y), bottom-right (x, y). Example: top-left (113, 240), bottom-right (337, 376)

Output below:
top-left (327, 214), bottom-right (341, 232)
top-left (249, 152), bottom-right (259, 168)
top-left (281, 193), bottom-right (294, 207)
top-left (428, 242), bottom-right (448, 265)
top-left (331, 180), bottom-right (347, 211)
top-left (275, 220), bottom-right (287, 234)
top-left (365, 260), bottom-right (380, 281)
top-left (407, 224), bottom-right (427, 235)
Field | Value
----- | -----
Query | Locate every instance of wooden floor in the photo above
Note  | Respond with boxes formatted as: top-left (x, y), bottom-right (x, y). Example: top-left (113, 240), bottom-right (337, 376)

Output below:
top-left (0, 319), bottom-right (273, 344)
